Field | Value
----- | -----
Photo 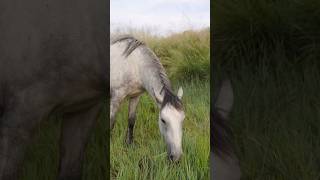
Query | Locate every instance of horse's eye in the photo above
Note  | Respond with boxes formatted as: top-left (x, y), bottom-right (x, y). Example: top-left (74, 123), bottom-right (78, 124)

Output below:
top-left (161, 118), bottom-right (166, 124)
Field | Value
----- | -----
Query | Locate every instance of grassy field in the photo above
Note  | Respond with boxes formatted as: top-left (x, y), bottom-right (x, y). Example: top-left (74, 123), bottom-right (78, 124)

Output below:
top-left (213, 0), bottom-right (320, 179)
top-left (111, 80), bottom-right (209, 179)
top-left (213, 64), bottom-right (320, 179)
top-left (110, 30), bottom-right (210, 179)
top-left (20, 29), bottom-right (210, 180)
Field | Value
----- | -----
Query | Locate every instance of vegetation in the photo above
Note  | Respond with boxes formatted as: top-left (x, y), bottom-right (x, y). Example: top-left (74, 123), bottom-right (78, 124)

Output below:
top-left (213, 0), bottom-right (320, 179)
top-left (21, 29), bottom-right (210, 180)
top-left (111, 80), bottom-right (209, 179)
top-left (113, 28), bottom-right (210, 81)
top-left (110, 29), bottom-right (210, 179)
top-left (212, 0), bottom-right (320, 70)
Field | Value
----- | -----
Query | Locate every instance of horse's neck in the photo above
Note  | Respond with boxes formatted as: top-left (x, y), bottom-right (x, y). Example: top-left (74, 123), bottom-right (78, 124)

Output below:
top-left (141, 69), bottom-right (165, 108)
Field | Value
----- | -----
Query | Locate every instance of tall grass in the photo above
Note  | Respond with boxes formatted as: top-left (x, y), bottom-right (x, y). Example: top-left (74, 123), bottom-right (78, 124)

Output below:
top-left (21, 29), bottom-right (210, 179)
top-left (213, 0), bottom-right (320, 179)
top-left (113, 28), bottom-right (210, 82)
top-left (110, 29), bottom-right (210, 179)
top-left (111, 80), bottom-right (209, 179)
top-left (21, 107), bottom-right (109, 180)
top-left (212, 0), bottom-right (320, 69)
top-left (215, 63), bottom-right (320, 179)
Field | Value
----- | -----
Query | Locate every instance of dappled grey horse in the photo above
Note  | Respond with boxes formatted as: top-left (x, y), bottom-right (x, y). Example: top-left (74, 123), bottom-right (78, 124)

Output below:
top-left (211, 80), bottom-right (241, 180)
top-left (110, 35), bottom-right (185, 162)
top-left (0, 0), bottom-right (107, 179)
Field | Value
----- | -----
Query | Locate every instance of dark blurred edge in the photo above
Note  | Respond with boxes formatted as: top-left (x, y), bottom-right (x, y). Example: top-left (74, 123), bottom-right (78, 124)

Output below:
top-left (211, 0), bottom-right (320, 179)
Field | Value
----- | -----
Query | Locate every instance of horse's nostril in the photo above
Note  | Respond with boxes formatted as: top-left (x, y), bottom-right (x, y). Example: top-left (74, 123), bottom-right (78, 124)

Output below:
top-left (169, 155), bottom-right (174, 161)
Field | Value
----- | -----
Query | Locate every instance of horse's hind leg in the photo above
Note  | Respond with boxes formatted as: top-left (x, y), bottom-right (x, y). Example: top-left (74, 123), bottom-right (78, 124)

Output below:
top-left (126, 96), bottom-right (140, 144)
top-left (58, 103), bottom-right (102, 180)
top-left (110, 96), bottom-right (123, 130)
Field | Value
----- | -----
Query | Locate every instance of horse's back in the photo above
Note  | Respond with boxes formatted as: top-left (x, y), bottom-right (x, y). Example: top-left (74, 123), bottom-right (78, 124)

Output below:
top-left (110, 38), bottom-right (145, 97)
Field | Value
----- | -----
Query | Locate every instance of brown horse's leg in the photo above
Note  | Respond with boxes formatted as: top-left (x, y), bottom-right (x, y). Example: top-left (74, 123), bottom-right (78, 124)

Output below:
top-left (58, 103), bottom-right (102, 180)
top-left (126, 96), bottom-right (140, 144)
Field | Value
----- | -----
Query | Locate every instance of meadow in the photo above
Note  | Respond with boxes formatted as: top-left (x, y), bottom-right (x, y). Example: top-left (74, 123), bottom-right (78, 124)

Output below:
top-left (110, 29), bottom-right (210, 179)
top-left (213, 0), bottom-right (320, 179)
top-left (111, 80), bottom-right (209, 180)
top-left (20, 29), bottom-right (210, 180)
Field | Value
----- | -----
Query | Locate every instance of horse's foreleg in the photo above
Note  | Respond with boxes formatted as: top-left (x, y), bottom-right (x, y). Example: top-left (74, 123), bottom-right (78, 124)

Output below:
top-left (110, 97), bottom-right (122, 130)
top-left (126, 96), bottom-right (140, 144)
top-left (58, 103), bottom-right (102, 180)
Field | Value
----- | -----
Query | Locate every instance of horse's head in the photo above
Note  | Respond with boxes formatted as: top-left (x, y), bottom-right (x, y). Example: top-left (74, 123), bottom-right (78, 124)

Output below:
top-left (155, 87), bottom-right (185, 162)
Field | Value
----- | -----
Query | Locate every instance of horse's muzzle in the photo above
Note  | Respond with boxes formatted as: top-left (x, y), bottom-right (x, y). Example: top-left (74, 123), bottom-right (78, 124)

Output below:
top-left (168, 151), bottom-right (182, 162)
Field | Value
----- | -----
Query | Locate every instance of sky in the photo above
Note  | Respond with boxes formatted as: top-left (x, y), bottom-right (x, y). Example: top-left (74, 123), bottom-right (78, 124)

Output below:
top-left (110, 0), bottom-right (210, 36)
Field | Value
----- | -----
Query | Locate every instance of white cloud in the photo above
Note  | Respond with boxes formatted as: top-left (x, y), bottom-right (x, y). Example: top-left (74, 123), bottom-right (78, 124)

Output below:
top-left (110, 0), bottom-right (210, 36)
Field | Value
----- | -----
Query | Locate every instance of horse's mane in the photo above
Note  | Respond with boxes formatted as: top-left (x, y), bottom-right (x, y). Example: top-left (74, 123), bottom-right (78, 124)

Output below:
top-left (111, 35), bottom-right (145, 57)
top-left (112, 35), bottom-right (182, 110)
top-left (160, 86), bottom-right (183, 110)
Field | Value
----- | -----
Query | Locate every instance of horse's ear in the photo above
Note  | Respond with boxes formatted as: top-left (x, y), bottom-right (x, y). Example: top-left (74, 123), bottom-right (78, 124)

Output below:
top-left (177, 87), bottom-right (183, 100)
top-left (215, 79), bottom-right (234, 119)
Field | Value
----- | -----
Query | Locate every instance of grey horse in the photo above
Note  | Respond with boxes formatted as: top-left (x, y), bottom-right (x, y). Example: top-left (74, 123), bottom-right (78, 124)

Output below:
top-left (211, 79), bottom-right (241, 180)
top-left (0, 0), bottom-right (107, 179)
top-left (110, 35), bottom-right (185, 162)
